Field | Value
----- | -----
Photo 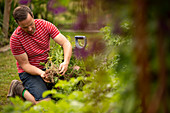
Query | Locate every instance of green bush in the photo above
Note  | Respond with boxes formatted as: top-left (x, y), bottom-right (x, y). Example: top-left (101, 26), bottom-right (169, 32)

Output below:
top-left (2, 22), bottom-right (140, 113)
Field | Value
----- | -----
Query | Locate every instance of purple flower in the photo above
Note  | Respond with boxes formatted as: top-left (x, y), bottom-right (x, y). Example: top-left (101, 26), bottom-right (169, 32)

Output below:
top-left (87, 0), bottom-right (95, 9)
top-left (19, 0), bottom-right (31, 5)
top-left (47, 0), bottom-right (55, 11)
top-left (47, 0), bottom-right (67, 14)
top-left (53, 7), bottom-right (67, 14)
top-left (88, 38), bottom-right (106, 55)
top-left (73, 13), bottom-right (88, 30)
top-left (74, 38), bottom-right (106, 59)
top-left (74, 48), bottom-right (89, 59)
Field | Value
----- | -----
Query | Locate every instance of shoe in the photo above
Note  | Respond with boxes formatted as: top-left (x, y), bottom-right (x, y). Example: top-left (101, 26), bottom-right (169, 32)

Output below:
top-left (7, 80), bottom-right (25, 98)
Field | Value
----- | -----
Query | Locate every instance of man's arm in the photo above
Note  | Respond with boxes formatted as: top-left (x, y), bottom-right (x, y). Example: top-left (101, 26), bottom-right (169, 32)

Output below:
top-left (14, 53), bottom-right (45, 77)
top-left (53, 33), bottom-right (72, 75)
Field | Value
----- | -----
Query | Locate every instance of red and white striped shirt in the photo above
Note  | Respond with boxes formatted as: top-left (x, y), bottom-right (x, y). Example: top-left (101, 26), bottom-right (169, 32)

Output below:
top-left (10, 19), bottom-right (60, 73)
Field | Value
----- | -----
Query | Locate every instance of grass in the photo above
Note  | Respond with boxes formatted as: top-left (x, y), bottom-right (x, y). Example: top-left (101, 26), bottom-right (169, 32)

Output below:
top-left (0, 50), bottom-right (19, 111)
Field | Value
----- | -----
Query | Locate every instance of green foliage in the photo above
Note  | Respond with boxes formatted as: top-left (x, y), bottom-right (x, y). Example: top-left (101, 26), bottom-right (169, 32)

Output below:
top-left (31, 0), bottom-right (49, 19)
top-left (2, 22), bottom-right (140, 113)
top-left (43, 37), bottom-right (86, 82)
top-left (58, 0), bottom-right (71, 6)
top-left (2, 97), bottom-right (32, 113)
top-left (0, 27), bottom-right (9, 47)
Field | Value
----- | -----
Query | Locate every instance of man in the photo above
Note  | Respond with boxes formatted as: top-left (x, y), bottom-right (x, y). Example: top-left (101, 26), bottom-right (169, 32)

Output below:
top-left (7, 5), bottom-right (72, 104)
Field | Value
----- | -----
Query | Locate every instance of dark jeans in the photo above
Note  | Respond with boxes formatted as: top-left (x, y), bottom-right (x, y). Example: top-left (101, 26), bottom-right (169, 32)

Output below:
top-left (19, 69), bottom-right (51, 101)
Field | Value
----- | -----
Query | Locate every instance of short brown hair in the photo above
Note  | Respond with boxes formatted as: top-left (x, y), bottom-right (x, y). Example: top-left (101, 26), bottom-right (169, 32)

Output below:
top-left (13, 5), bottom-right (34, 22)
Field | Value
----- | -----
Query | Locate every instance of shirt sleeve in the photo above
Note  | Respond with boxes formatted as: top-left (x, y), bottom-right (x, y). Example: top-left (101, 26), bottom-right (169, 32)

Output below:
top-left (44, 20), bottom-right (60, 39)
top-left (10, 35), bottom-right (25, 56)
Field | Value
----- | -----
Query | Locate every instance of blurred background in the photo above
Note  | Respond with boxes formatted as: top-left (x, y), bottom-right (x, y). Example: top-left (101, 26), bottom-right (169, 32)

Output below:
top-left (0, 0), bottom-right (170, 113)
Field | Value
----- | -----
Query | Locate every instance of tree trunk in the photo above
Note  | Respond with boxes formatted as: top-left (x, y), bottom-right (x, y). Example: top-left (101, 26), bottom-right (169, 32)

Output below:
top-left (2, 0), bottom-right (12, 39)
top-left (133, 0), bottom-right (150, 112)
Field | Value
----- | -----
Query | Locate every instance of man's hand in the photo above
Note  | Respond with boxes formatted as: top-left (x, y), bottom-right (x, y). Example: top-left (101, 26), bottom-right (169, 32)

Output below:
top-left (40, 71), bottom-right (51, 83)
top-left (59, 62), bottom-right (68, 75)
top-left (53, 33), bottom-right (72, 75)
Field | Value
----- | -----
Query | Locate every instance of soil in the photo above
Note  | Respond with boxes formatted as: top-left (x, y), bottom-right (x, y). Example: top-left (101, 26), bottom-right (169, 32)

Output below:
top-left (45, 68), bottom-right (59, 83)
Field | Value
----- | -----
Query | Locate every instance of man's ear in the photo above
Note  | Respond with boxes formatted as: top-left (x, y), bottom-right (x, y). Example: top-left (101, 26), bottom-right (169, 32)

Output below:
top-left (14, 19), bottom-right (19, 25)
top-left (31, 12), bottom-right (34, 18)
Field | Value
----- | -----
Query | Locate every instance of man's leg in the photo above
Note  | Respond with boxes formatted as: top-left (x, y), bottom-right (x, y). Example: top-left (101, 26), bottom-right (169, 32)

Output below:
top-left (23, 90), bottom-right (37, 104)
top-left (7, 79), bottom-right (50, 104)
top-left (23, 89), bottom-right (50, 104)
top-left (19, 72), bottom-right (51, 101)
top-left (7, 80), bottom-right (37, 104)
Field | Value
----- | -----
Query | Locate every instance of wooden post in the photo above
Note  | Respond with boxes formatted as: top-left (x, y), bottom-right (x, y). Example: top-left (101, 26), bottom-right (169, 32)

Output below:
top-left (2, 0), bottom-right (12, 39)
top-left (133, 0), bottom-right (150, 112)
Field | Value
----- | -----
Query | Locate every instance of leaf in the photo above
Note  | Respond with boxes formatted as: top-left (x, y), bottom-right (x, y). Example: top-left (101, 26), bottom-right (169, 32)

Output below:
top-left (42, 89), bottom-right (57, 98)
top-left (52, 93), bottom-right (66, 99)
top-left (39, 62), bottom-right (45, 66)
top-left (70, 100), bottom-right (84, 108)
top-left (59, 0), bottom-right (70, 6)
top-left (54, 80), bottom-right (68, 88)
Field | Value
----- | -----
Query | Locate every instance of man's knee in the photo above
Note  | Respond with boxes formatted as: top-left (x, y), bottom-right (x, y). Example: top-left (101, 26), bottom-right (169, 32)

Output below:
top-left (36, 97), bottom-right (51, 104)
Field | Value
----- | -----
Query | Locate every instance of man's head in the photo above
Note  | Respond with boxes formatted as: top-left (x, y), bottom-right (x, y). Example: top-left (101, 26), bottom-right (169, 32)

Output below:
top-left (13, 5), bottom-right (36, 34)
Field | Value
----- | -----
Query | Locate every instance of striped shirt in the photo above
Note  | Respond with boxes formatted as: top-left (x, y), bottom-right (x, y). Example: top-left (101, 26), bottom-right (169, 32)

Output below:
top-left (10, 19), bottom-right (60, 73)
